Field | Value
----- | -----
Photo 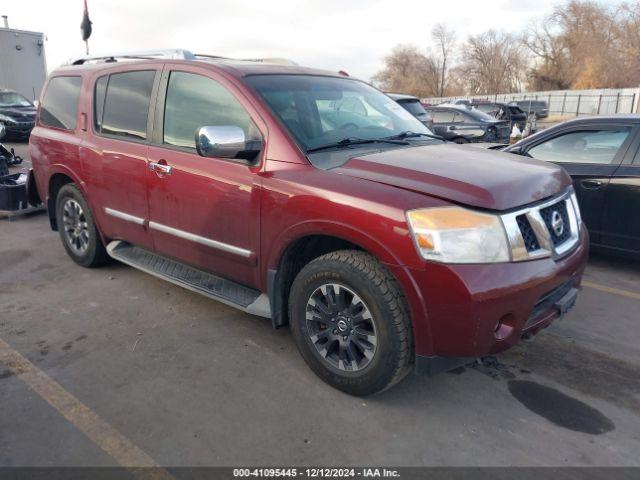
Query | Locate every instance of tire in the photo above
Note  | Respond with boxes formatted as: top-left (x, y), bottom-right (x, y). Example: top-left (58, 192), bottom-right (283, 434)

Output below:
top-left (453, 137), bottom-right (469, 144)
top-left (289, 250), bottom-right (413, 395)
top-left (55, 184), bottom-right (108, 268)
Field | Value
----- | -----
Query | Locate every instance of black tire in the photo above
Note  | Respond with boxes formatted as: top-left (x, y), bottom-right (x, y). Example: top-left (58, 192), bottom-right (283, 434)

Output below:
top-left (289, 250), bottom-right (413, 396)
top-left (453, 137), bottom-right (469, 144)
top-left (55, 184), bottom-right (108, 268)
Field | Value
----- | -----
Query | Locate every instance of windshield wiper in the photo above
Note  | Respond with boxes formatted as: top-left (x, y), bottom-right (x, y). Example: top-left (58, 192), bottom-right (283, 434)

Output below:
top-left (306, 137), bottom-right (409, 153)
top-left (384, 131), bottom-right (444, 141)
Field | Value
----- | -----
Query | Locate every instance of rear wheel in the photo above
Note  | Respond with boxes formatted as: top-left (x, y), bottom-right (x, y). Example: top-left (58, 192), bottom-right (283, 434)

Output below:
top-left (289, 250), bottom-right (413, 396)
top-left (55, 184), bottom-right (108, 268)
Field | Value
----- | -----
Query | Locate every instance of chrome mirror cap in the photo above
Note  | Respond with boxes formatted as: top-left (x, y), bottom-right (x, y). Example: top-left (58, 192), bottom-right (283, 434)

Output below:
top-left (195, 126), bottom-right (261, 160)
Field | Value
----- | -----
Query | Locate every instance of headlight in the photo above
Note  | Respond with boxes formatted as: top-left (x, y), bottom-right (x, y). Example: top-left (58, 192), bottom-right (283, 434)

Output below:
top-left (0, 114), bottom-right (15, 125)
top-left (406, 206), bottom-right (510, 263)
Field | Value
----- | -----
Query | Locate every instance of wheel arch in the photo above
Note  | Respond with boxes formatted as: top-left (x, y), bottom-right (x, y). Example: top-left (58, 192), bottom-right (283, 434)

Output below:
top-left (266, 223), bottom-right (403, 329)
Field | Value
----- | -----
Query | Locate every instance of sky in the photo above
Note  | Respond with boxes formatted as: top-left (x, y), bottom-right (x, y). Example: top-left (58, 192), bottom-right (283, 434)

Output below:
top-left (1, 0), bottom-right (626, 81)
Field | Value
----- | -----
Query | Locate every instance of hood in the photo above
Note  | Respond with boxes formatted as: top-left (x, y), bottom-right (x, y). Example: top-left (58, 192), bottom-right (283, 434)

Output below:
top-left (332, 143), bottom-right (570, 211)
top-left (0, 106), bottom-right (37, 120)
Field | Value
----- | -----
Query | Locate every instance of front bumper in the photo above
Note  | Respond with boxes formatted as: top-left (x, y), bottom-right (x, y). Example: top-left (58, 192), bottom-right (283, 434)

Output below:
top-left (2, 121), bottom-right (35, 139)
top-left (391, 227), bottom-right (589, 368)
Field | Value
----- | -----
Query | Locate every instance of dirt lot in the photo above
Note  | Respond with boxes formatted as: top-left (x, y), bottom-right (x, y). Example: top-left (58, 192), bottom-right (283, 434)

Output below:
top-left (1, 141), bottom-right (639, 467)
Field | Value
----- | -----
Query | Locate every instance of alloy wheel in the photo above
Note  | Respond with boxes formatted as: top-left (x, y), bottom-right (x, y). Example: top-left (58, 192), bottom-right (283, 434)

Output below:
top-left (305, 283), bottom-right (377, 371)
top-left (62, 198), bottom-right (90, 254)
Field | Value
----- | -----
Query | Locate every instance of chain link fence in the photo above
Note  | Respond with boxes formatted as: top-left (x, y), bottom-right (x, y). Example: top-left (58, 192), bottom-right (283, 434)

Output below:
top-left (424, 87), bottom-right (640, 118)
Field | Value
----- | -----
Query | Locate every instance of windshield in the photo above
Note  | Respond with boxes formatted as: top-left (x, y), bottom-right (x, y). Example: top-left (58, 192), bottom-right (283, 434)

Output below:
top-left (0, 92), bottom-right (33, 108)
top-left (246, 75), bottom-right (432, 152)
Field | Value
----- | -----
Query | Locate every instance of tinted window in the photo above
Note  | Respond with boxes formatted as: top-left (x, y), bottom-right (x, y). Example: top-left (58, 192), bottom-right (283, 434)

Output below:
top-left (39, 76), bottom-right (82, 130)
top-left (399, 100), bottom-right (427, 116)
top-left (101, 70), bottom-right (155, 140)
top-left (528, 129), bottom-right (631, 165)
top-left (94, 76), bottom-right (108, 131)
top-left (163, 72), bottom-right (260, 149)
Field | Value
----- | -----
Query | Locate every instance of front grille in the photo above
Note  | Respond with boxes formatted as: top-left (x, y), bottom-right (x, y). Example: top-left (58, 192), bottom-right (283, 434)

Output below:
top-left (500, 190), bottom-right (580, 262)
top-left (516, 214), bottom-right (540, 251)
top-left (540, 201), bottom-right (571, 246)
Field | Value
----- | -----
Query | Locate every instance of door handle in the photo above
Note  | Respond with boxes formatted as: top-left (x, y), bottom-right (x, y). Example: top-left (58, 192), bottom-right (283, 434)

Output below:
top-left (149, 161), bottom-right (172, 175)
top-left (581, 179), bottom-right (603, 190)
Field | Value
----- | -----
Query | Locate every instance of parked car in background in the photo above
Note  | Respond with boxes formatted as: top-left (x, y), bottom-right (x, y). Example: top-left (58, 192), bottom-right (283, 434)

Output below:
top-left (472, 101), bottom-right (527, 131)
top-left (29, 51), bottom-right (587, 395)
top-left (424, 104), bottom-right (510, 143)
top-left (0, 89), bottom-right (37, 140)
top-left (387, 93), bottom-right (434, 131)
top-left (499, 115), bottom-right (640, 257)
top-left (512, 100), bottom-right (549, 119)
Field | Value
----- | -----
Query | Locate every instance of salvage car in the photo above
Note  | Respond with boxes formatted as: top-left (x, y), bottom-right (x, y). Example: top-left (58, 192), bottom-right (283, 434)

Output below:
top-left (387, 93), bottom-right (434, 131)
top-left (28, 50), bottom-right (587, 395)
top-left (499, 115), bottom-right (640, 258)
top-left (512, 100), bottom-right (549, 119)
top-left (472, 101), bottom-right (527, 131)
top-left (0, 89), bottom-right (37, 140)
top-left (424, 104), bottom-right (510, 143)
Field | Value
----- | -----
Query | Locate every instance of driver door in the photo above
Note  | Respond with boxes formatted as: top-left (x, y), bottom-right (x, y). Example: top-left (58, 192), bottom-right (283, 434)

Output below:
top-left (146, 65), bottom-right (265, 288)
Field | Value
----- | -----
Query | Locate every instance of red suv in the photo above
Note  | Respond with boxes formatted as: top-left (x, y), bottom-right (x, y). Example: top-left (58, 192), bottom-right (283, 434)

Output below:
top-left (28, 50), bottom-right (588, 395)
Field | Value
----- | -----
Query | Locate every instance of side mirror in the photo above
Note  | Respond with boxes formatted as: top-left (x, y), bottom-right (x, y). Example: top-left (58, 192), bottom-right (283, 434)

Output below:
top-left (195, 126), bottom-right (262, 161)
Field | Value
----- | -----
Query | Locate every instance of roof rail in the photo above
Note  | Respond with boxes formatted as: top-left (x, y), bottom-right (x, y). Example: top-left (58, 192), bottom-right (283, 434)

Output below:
top-left (68, 49), bottom-right (196, 65)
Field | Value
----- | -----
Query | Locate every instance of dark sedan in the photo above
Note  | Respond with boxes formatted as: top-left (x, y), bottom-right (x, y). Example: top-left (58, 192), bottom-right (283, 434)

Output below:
top-left (424, 104), bottom-right (510, 143)
top-left (500, 115), bottom-right (640, 257)
top-left (0, 90), bottom-right (37, 140)
top-left (387, 93), bottom-right (434, 131)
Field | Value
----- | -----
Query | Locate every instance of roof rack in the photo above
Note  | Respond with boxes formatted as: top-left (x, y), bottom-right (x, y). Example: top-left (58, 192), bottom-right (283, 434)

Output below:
top-left (67, 49), bottom-right (298, 67)
top-left (68, 49), bottom-right (196, 65)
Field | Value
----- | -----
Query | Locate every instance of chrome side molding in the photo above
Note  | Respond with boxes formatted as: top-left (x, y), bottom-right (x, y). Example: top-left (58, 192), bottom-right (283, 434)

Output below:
top-left (148, 221), bottom-right (253, 258)
top-left (104, 207), bottom-right (146, 226)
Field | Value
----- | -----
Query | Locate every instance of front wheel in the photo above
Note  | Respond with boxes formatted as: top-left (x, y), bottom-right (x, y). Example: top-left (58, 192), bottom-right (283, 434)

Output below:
top-left (289, 250), bottom-right (413, 395)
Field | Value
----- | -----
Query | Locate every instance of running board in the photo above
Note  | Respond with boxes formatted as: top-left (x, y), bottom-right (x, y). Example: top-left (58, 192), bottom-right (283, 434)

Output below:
top-left (106, 241), bottom-right (271, 318)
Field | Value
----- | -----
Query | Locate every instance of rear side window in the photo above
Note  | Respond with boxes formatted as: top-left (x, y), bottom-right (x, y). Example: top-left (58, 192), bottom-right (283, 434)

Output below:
top-left (431, 110), bottom-right (454, 123)
top-left (98, 70), bottom-right (155, 140)
top-left (40, 76), bottom-right (82, 130)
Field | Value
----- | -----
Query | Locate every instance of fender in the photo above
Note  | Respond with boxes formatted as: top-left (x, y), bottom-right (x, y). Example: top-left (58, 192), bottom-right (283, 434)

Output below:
top-left (265, 219), bottom-right (404, 274)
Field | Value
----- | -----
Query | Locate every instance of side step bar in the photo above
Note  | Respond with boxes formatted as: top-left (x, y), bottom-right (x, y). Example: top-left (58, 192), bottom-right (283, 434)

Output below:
top-left (106, 241), bottom-right (271, 318)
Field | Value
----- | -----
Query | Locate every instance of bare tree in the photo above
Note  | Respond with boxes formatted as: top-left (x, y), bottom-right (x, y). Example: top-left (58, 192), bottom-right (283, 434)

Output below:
top-left (431, 24), bottom-right (456, 97)
top-left (372, 45), bottom-right (441, 97)
top-left (459, 30), bottom-right (526, 94)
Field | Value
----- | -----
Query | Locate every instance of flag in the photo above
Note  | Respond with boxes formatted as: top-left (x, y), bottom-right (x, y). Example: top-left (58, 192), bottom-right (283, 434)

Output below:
top-left (81, 0), bottom-right (92, 41)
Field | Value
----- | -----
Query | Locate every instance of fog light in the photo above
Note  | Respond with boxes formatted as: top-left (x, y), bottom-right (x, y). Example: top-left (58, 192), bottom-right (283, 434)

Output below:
top-left (494, 314), bottom-right (516, 340)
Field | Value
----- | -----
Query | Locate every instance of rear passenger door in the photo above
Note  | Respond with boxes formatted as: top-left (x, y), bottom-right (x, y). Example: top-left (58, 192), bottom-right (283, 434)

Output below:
top-left (523, 125), bottom-right (635, 244)
top-left (81, 67), bottom-right (160, 250)
top-left (145, 65), bottom-right (265, 288)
